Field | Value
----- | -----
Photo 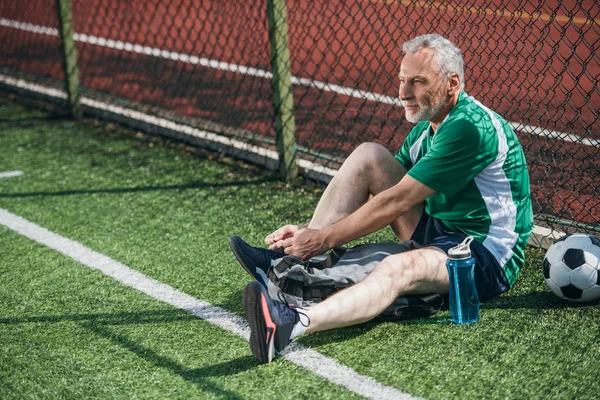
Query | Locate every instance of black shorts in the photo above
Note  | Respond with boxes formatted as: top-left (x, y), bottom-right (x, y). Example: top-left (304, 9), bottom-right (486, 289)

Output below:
top-left (410, 212), bottom-right (510, 299)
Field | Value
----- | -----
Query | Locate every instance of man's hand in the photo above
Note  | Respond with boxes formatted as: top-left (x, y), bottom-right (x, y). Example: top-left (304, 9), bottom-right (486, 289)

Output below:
top-left (265, 224), bottom-right (299, 250)
top-left (281, 227), bottom-right (329, 260)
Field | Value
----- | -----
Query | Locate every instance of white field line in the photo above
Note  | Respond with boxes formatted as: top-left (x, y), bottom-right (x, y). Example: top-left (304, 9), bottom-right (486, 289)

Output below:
top-left (0, 207), bottom-right (416, 400)
top-left (0, 170), bottom-right (24, 178)
top-left (1, 17), bottom-right (598, 148)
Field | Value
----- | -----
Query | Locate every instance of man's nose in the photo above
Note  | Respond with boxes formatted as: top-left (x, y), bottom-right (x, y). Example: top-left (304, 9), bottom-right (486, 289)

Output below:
top-left (399, 84), bottom-right (413, 101)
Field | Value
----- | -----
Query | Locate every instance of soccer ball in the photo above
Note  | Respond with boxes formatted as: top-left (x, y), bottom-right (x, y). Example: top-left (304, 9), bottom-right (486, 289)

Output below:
top-left (543, 233), bottom-right (600, 302)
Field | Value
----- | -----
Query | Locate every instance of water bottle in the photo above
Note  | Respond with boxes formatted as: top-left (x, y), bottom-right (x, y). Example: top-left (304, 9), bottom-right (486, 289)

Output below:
top-left (446, 236), bottom-right (480, 324)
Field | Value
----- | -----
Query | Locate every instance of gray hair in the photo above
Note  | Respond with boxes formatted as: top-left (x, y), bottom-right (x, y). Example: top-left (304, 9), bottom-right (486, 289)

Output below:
top-left (402, 34), bottom-right (464, 89)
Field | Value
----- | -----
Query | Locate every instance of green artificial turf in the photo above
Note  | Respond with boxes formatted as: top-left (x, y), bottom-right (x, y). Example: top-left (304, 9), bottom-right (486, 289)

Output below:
top-left (0, 93), bottom-right (599, 399)
top-left (0, 226), bottom-right (361, 400)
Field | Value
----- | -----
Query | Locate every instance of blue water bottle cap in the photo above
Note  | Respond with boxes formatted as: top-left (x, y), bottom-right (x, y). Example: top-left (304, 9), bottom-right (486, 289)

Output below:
top-left (448, 236), bottom-right (474, 259)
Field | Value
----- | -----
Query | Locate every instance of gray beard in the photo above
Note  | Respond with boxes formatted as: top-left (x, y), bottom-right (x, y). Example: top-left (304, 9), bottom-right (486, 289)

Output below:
top-left (405, 100), bottom-right (447, 124)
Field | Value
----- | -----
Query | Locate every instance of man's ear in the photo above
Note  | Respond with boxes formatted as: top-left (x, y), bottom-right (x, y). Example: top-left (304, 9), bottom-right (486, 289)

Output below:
top-left (447, 73), bottom-right (461, 95)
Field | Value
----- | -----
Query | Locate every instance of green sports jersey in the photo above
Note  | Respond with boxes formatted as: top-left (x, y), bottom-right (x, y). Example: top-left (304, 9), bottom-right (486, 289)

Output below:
top-left (395, 92), bottom-right (533, 286)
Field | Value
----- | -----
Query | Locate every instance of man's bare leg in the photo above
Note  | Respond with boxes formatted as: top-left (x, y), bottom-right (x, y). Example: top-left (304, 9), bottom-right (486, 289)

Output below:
top-left (302, 247), bottom-right (449, 333)
top-left (308, 142), bottom-right (422, 240)
top-left (242, 244), bottom-right (449, 362)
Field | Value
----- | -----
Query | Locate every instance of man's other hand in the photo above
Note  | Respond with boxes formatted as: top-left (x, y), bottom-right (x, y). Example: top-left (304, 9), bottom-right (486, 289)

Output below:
top-left (265, 224), bottom-right (299, 250)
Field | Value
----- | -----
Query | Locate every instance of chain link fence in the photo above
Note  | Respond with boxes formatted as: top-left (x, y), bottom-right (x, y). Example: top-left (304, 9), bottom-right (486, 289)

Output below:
top-left (0, 0), bottom-right (598, 238)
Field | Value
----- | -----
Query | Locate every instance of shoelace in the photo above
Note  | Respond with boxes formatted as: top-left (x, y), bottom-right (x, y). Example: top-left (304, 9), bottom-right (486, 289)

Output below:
top-left (276, 290), bottom-right (310, 327)
top-left (257, 246), bottom-right (285, 260)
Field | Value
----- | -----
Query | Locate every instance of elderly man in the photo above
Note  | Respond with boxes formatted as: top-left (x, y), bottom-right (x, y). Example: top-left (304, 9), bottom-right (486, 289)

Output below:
top-left (234, 34), bottom-right (533, 363)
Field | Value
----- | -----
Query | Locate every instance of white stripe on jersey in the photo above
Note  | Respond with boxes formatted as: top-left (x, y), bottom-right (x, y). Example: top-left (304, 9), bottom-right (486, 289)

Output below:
top-left (409, 127), bottom-right (429, 165)
top-left (471, 97), bottom-right (519, 267)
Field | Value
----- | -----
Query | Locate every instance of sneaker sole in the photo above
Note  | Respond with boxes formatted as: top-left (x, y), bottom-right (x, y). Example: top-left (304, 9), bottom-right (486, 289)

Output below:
top-left (243, 281), bottom-right (276, 363)
top-left (229, 237), bottom-right (260, 283)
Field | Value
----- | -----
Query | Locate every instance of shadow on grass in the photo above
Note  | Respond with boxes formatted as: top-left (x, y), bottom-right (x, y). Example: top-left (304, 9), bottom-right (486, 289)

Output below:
top-left (215, 288), bottom-right (245, 315)
top-left (0, 177), bottom-right (275, 198)
top-left (483, 291), bottom-right (600, 310)
top-left (0, 308), bottom-right (259, 398)
top-left (298, 313), bottom-right (456, 348)
top-left (85, 323), bottom-right (255, 399)
top-left (297, 291), bottom-right (600, 348)
top-left (83, 323), bottom-right (258, 399)
top-left (0, 113), bottom-right (71, 125)
top-left (0, 309), bottom-right (199, 326)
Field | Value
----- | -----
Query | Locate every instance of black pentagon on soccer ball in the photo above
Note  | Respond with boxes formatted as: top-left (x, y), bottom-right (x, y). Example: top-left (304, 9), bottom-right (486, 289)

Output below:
top-left (562, 248), bottom-right (586, 270)
top-left (542, 258), bottom-right (551, 279)
top-left (560, 284), bottom-right (583, 300)
top-left (590, 235), bottom-right (600, 247)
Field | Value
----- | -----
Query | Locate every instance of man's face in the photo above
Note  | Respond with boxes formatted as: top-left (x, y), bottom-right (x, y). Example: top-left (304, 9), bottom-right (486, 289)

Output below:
top-left (398, 49), bottom-right (449, 124)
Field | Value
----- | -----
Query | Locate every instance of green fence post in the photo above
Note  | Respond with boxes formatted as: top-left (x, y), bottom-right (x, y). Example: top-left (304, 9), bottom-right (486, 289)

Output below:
top-left (55, 0), bottom-right (81, 119)
top-left (267, 0), bottom-right (298, 180)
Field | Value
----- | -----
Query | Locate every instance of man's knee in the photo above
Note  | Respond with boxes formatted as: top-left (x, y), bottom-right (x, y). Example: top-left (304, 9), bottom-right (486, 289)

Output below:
top-left (350, 143), bottom-right (406, 190)
top-left (372, 252), bottom-right (418, 289)
top-left (352, 142), bottom-right (395, 167)
top-left (371, 249), bottom-right (449, 295)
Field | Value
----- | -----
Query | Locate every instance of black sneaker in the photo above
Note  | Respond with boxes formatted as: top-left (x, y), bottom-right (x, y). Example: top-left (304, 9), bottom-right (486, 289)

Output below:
top-left (243, 281), bottom-right (304, 363)
top-left (229, 236), bottom-right (285, 287)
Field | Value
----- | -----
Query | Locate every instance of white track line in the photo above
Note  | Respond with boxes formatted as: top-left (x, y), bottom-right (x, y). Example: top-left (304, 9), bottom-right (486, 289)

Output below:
top-left (0, 207), bottom-right (416, 400)
top-left (0, 170), bottom-right (24, 178)
top-left (1, 17), bottom-right (597, 147)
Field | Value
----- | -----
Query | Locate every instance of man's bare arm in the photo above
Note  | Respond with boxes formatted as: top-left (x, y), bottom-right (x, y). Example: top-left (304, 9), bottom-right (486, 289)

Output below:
top-left (283, 175), bottom-right (435, 259)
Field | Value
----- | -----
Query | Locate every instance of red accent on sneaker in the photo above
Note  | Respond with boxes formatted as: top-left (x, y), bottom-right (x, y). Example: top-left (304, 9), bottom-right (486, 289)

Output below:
top-left (260, 293), bottom-right (276, 346)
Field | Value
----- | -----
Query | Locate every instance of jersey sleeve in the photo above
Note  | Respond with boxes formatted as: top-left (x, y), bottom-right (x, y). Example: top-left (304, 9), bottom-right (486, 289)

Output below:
top-left (394, 138), bottom-right (413, 171)
top-left (407, 118), bottom-right (496, 197)
top-left (394, 122), bottom-right (427, 171)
